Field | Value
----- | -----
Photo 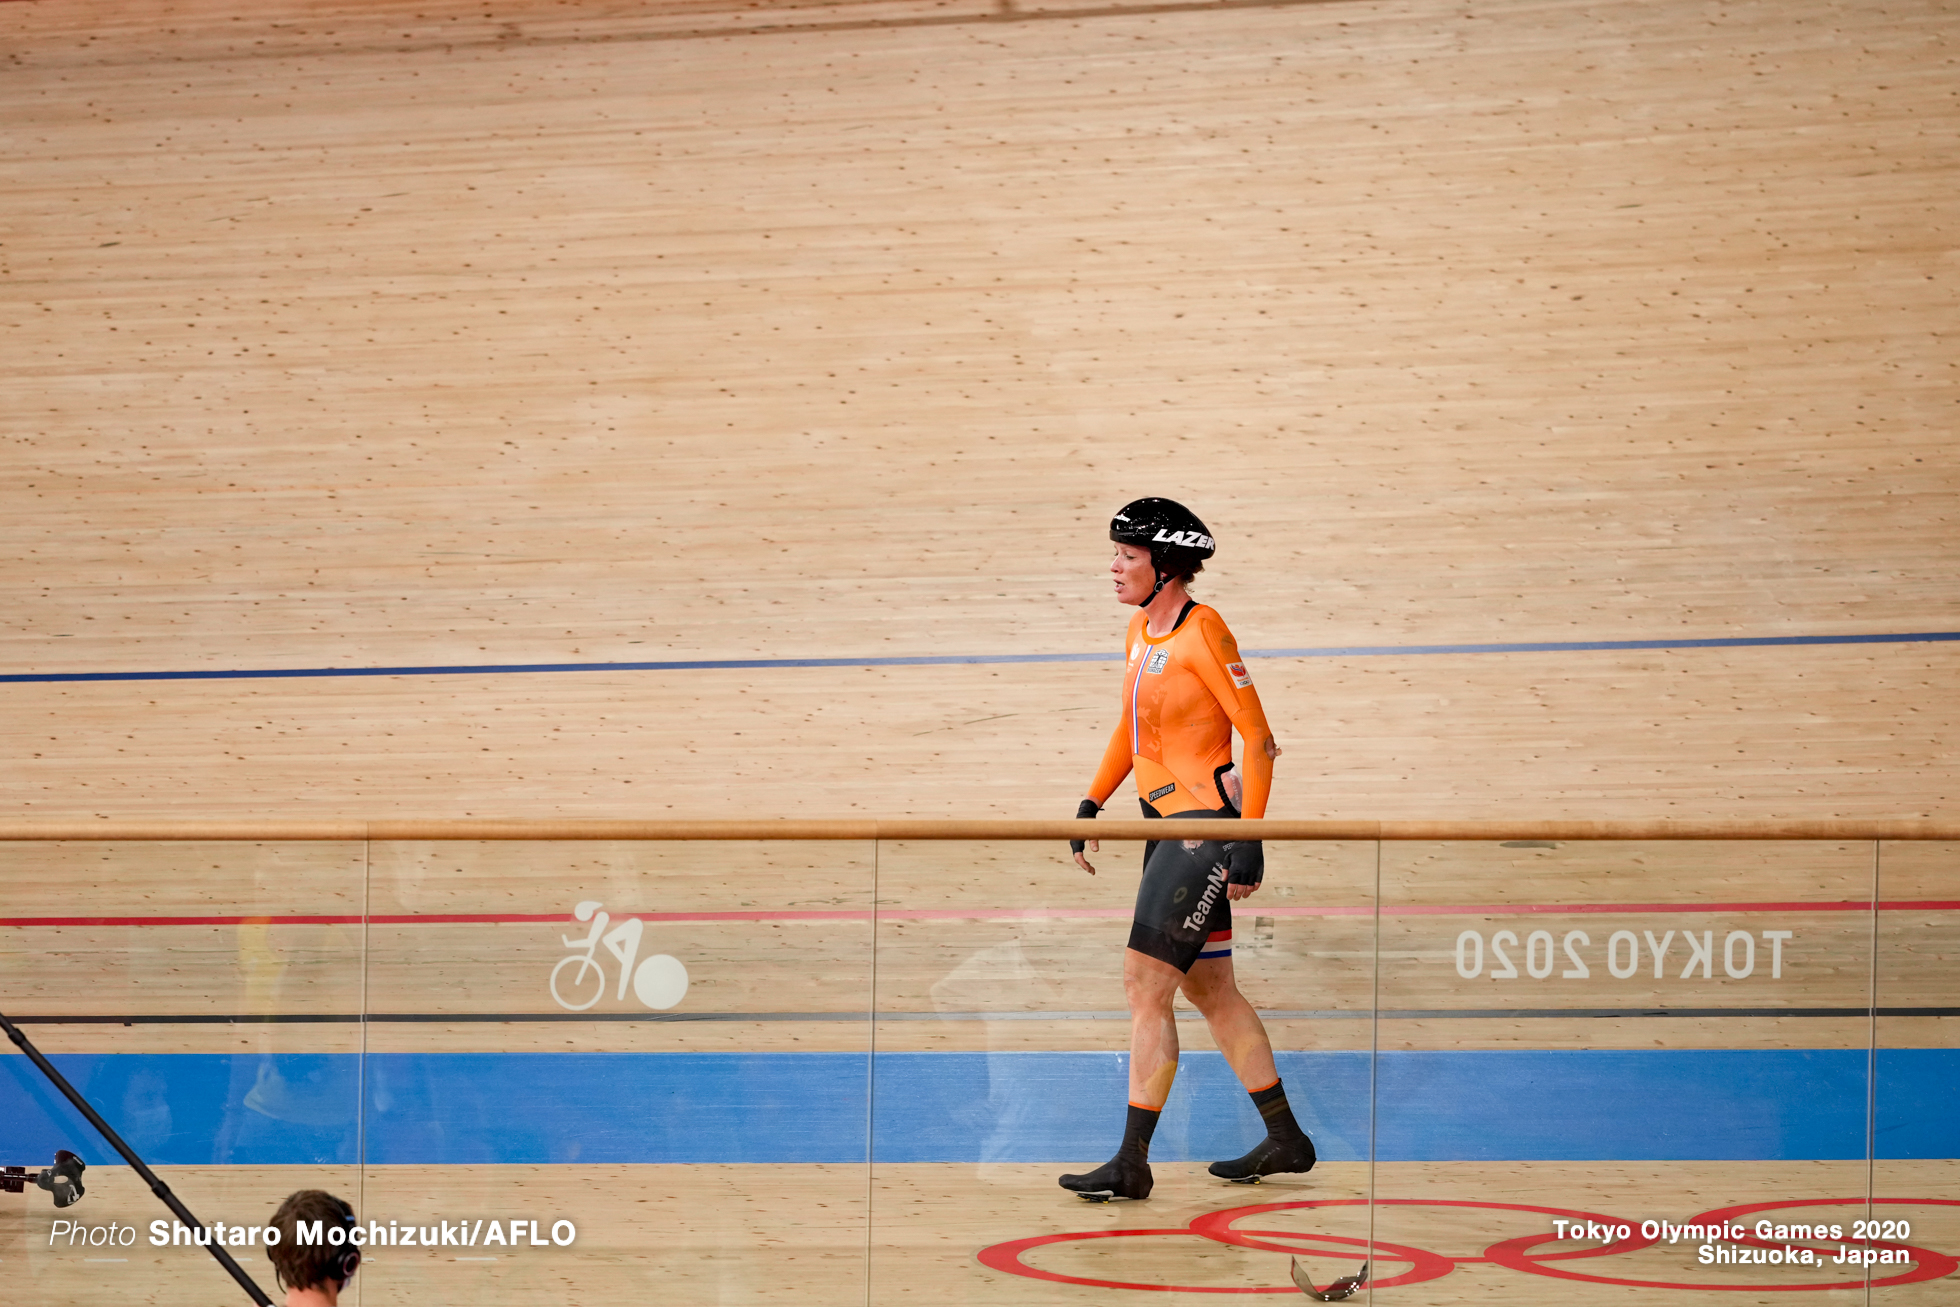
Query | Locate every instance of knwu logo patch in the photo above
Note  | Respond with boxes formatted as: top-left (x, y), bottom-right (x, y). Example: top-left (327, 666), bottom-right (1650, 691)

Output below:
top-left (1144, 647), bottom-right (1171, 675)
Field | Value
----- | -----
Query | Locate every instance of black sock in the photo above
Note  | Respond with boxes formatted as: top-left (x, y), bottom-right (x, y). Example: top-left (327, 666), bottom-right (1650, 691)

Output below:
top-left (1249, 1078), bottom-right (1306, 1142)
top-left (1120, 1102), bottom-right (1161, 1160)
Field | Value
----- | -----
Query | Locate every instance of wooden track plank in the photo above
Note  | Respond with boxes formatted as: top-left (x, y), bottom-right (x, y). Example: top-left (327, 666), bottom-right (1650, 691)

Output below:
top-left (1, 0), bottom-right (1955, 825)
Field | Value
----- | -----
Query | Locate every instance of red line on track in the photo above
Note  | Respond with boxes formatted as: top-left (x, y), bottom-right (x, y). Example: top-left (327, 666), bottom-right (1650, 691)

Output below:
top-left (4, 901), bottom-right (1956, 929)
top-left (1386, 900), bottom-right (1951, 915)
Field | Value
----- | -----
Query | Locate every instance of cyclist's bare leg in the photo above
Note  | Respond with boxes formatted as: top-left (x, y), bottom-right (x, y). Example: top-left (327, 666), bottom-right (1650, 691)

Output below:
top-left (1125, 947), bottom-right (1184, 1107)
top-left (1180, 955), bottom-right (1277, 1090)
top-left (1058, 947), bottom-right (1183, 1201)
top-left (1182, 954), bottom-right (1314, 1181)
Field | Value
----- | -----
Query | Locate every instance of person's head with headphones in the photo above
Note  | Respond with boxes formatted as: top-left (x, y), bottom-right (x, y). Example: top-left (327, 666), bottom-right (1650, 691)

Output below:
top-left (267, 1189), bottom-right (361, 1306)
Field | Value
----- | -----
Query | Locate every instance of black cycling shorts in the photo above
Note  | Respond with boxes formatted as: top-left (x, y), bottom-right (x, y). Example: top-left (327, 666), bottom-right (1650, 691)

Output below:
top-left (1126, 805), bottom-right (1235, 972)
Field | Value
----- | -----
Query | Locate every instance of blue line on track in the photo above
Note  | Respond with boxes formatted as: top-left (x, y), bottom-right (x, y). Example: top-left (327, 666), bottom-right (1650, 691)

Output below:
top-left (6, 1049), bottom-right (1954, 1166)
top-left (3, 630), bottom-right (1956, 685)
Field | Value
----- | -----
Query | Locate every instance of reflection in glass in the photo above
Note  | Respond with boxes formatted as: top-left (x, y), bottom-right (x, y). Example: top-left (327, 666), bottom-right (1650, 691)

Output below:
top-left (1373, 840), bottom-right (1875, 1305)
top-left (8, 834), bottom-right (1944, 1306)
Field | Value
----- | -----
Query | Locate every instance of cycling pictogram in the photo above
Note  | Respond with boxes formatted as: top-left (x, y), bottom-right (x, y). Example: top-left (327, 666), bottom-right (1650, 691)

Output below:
top-left (548, 901), bottom-right (689, 1012)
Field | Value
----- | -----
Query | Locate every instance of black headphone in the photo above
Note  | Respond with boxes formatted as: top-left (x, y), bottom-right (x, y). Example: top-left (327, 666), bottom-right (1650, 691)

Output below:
top-left (330, 1195), bottom-right (361, 1284)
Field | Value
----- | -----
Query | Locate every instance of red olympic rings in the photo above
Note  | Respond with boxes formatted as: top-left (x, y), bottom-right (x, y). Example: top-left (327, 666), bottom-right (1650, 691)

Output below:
top-left (978, 1198), bottom-right (1643, 1293)
top-left (976, 1196), bottom-right (1960, 1295)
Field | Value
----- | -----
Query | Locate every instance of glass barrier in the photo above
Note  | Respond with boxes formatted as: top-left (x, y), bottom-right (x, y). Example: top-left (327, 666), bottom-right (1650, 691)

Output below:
top-left (3, 839), bottom-right (366, 1304)
top-left (359, 839), bottom-right (876, 1306)
top-left (1873, 839), bottom-right (1960, 1307)
top-left (863, 837), bottom-right (1379, 1304)
top-left (4, 837), bottom-right (1953, 1305)
top-left (1374, 839), bottom-right (1877, 1304)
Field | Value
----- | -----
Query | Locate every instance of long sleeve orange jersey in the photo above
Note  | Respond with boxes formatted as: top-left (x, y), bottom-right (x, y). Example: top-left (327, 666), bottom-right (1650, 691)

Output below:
top-left (1085, 603), bottom-right (1276, 819)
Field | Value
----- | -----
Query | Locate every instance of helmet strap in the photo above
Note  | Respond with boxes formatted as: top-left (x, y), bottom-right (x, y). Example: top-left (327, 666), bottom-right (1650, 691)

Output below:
top-left (1136, 565), bottom-right (1177, 607)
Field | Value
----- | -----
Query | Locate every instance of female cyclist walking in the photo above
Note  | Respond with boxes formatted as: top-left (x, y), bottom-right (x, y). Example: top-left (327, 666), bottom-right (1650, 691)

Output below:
top-left (1060, 497), bottom-right (1315, 1201)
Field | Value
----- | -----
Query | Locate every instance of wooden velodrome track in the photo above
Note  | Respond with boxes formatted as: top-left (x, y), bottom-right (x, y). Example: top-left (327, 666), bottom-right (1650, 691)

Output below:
top-left (1, 0), bottom-right (1956, 1302)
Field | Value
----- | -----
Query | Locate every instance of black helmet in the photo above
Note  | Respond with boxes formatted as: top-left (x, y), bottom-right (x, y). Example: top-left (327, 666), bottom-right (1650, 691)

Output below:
top-left (1109, 497), bottom-right (1214, 604)
top-left (1111, 497), bottom-right (1215, 558)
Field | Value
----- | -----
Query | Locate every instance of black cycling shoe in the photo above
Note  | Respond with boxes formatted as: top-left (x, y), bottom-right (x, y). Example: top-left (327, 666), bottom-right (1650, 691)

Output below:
top-left (1208, 1133), bottom-right (1317, 1183)
top-left (1058, 1152), bottom-right (1154, 1202)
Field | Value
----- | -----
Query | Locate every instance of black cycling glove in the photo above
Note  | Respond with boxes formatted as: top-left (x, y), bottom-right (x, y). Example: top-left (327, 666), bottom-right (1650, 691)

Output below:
top-left (1069, 798), bottom-right (1100, 855)
top-left (1223, 840), bottom-right (1264, 889)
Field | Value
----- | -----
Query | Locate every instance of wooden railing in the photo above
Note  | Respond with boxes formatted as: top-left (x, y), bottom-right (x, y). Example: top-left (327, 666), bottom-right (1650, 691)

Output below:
top-left (0, 819), bottom-right (1953, 841)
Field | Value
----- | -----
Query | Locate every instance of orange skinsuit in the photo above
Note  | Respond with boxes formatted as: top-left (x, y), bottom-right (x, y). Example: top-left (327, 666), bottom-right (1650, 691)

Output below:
top-left (1086, 604), bottom-right (1275, 818)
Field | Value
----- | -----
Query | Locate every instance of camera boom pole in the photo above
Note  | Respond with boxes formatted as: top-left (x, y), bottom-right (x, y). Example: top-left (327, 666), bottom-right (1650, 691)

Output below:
top-left (0, 1009), bottom-right (276, 1306)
